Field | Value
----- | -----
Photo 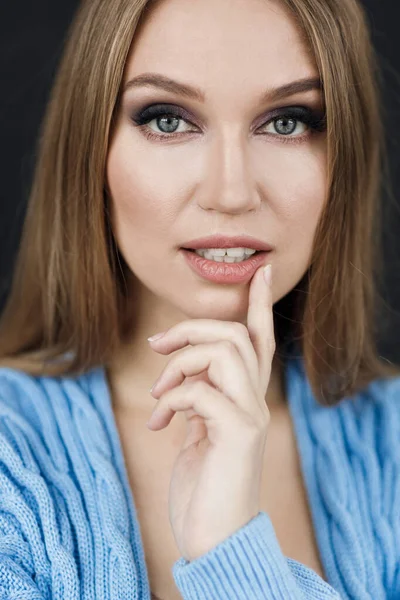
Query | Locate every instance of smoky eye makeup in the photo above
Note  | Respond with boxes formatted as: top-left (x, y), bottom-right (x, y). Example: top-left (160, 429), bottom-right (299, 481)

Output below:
top-left (130, 103), bottom-right (200, 129)
top-left (128, 100), bottom-right (327, 143)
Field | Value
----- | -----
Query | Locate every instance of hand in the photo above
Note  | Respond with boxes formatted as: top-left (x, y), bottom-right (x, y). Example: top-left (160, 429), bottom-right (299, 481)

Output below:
top-left (146, 263), bottom-right (275, 562)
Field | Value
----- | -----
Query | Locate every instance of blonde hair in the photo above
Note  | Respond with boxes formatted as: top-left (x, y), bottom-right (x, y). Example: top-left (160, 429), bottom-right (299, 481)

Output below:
top-left (0, 0), bottom-right (399, 405)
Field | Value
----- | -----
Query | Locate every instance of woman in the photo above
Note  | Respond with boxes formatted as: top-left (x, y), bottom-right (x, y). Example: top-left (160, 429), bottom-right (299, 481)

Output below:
top-left (0, 0), bottom-right (399, 597)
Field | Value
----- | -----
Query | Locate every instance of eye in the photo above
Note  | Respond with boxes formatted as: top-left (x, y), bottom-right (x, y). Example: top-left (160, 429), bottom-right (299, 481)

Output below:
top-left (264, 115), bottom-right (306, 136)
top-left (130, 103), bottom-right (326, 142)
top-left (145, 114), bottom-right (192, 135)
top-left (257, 107), bottom-right (327, 140)
top-left (131, 104), bottom-right (198, 139)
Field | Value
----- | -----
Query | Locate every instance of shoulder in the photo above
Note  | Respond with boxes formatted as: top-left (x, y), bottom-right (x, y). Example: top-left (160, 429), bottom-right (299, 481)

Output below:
top-left (289, 357), bottom-right (400, 460)
top-left (311, 372), bottom-right (400, 482)
top-left (341, 373), bottom-right (400, 458)
top-left (296, 359), bottom-right (400, 455)
top-left (0, 365), bottom-right (119, 500)
top-left (0, 365), bottom-right (110, 454)
top-left (0, 366), bottom-right (98, 464)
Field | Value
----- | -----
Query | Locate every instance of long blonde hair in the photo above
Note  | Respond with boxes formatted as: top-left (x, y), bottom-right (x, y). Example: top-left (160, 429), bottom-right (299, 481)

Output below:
top-left (1, 0), bottom-right (399, 405)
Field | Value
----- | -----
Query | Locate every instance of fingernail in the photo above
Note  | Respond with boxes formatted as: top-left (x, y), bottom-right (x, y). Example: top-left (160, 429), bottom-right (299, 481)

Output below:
top-left (263, 264), bottom-right (272, 286)
top-left (147, 331), bottom-right (166, 342)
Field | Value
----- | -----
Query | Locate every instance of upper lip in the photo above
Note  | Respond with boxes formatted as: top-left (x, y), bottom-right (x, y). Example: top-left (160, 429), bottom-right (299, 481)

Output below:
top-left (181, 234), bottom-right (273, 252)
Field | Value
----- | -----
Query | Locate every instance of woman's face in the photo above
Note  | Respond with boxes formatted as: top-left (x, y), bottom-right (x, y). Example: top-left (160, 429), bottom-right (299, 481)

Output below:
top-left (106, 0), bottom-right (327, 327)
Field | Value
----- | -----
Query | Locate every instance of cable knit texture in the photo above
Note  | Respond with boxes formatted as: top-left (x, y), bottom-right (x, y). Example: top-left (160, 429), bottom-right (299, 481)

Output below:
top-left (0, 355), bottom-right (398, 599)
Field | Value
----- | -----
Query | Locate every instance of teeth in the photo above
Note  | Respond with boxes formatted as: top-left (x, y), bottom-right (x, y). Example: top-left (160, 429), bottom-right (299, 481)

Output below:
top-left (194, 247), bottom-right (257, 263)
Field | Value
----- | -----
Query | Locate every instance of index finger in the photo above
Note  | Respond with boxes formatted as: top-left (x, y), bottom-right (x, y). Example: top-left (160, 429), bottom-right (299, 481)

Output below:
top-left (246, 264), bottom-right (275, 389)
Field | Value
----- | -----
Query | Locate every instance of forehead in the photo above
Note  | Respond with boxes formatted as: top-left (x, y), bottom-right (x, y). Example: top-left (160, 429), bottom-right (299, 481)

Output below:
top-left (124, 0), bottom-right (317, 101)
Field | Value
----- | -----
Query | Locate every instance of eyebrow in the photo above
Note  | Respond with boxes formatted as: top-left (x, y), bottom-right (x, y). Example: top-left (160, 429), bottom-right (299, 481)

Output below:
top-left (122, 72), bottom-right (323, 103)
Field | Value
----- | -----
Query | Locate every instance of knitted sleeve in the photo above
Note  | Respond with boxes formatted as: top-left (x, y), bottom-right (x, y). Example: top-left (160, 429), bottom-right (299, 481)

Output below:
top-left (172, 374), bottom-right (400, 599)
top-left (172, 510), bottom-right (342, 599)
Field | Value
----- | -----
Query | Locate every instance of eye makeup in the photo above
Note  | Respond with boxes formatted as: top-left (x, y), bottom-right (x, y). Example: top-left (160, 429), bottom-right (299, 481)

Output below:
top-left (129, 102), bottom-right (327, 145)
top-left (130, 103), bottom-right (200, 139)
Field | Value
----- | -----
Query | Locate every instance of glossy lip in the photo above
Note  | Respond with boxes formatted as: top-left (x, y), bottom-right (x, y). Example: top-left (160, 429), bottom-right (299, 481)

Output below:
top-left (181, 248), bottom-right (271, 284)
top-left (180, 234), bottom-right (274, 252)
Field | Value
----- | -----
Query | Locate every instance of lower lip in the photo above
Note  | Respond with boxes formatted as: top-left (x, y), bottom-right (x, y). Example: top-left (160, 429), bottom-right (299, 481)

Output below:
top-left (181, 249), bottom-right (271, 283)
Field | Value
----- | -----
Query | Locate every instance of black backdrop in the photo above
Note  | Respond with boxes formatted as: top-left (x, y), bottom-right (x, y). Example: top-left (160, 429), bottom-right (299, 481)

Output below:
top-left (1, 0), bottom-right (399, 364)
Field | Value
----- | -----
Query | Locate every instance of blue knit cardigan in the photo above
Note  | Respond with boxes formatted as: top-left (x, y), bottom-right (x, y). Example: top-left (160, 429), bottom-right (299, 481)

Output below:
top-left (0, 355), bottom-right (399, 599)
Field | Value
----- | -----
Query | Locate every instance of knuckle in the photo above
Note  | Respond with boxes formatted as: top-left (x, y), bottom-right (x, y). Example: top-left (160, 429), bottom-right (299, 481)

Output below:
top-left (232, 322), bottom-right (250, 338)
top-left (219, 339), bottom-right (237, 355)
top-left (192, 380), bottom-right (209, 393)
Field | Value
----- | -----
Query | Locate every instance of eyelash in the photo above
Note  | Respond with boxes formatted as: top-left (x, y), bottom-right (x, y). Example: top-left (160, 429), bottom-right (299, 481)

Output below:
top-left (130, 103), bottom-right (327, 145)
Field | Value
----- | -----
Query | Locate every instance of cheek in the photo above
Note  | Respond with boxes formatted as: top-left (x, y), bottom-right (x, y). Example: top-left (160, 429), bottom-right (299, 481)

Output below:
top-left (107, 141), bottom-right (156, 223)
top-left (106, 135), bottom-right (179, 248)
top-left (266, 146), bottom-right (327, 285)
top-left (275, 147), bottom-right (326, 243)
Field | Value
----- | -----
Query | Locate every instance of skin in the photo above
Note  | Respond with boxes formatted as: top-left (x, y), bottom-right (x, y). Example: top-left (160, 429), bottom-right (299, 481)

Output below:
top-left (105, 0), bottom-right (327, 421)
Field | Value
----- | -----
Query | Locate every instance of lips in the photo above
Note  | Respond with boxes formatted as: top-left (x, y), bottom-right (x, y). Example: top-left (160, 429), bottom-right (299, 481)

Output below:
top-left (181, 248), bottom-right (271, 284)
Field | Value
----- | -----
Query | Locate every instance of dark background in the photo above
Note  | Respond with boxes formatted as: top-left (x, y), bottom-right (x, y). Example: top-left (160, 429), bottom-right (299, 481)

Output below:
top-left (1, 0), bottom-right (400, 364)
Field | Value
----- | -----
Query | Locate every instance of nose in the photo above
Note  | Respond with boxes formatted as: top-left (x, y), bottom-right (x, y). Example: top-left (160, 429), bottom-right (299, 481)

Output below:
top-left (198, 130), bottom-right (261, 214)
